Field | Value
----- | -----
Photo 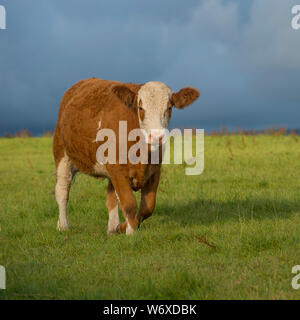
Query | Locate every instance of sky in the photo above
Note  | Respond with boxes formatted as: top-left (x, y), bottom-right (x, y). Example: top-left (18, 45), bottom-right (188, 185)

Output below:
top-left (0, 0), bottom-right (300, 135)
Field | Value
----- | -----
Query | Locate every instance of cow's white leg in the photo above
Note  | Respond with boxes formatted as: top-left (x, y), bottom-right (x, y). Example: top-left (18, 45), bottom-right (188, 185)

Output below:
top-left (107, 204), bottom-right (120, 235)
top-left (55, 154), bottom-right (74, 231)
top-left (125, 218), bottom-right (135, 235)
top-left (109, 175), bottom-right (137, 235)
top-left (106, 181), bottom-right (120, 235)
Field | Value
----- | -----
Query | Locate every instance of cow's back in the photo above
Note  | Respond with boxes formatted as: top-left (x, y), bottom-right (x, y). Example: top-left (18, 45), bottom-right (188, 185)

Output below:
top-left (53, 78), bottom-right (141, 174)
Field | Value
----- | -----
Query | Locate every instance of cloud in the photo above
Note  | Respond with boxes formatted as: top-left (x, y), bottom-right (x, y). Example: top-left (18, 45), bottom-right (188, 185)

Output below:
top-left (161, 0), bottom-right (300, 129)
top-left (0, 0), bottom-right (300, 134)
top-left (241, 0), bottom-right (300, 70)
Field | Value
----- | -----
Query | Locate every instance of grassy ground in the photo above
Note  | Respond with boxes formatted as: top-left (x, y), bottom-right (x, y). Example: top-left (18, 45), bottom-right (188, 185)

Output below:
top-left (0, 134), bottom-right (300, 300)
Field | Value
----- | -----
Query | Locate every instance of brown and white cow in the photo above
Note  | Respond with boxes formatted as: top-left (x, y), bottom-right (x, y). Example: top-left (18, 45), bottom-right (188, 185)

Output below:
top-left (53, 78), bottom-right (200, 235)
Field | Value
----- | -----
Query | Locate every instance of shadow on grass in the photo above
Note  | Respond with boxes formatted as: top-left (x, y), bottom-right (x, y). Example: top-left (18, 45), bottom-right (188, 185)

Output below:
top-left (155, 197), bottom-right (299, 227)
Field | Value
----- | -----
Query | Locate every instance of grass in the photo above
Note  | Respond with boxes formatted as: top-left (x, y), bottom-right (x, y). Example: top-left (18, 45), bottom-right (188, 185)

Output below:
top-left (0, 134), bottom-right (300, 299)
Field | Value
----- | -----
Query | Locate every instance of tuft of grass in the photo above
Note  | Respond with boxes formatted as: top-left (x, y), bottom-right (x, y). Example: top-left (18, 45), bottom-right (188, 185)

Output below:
top-left (0, 135), bottom-right (300, 299)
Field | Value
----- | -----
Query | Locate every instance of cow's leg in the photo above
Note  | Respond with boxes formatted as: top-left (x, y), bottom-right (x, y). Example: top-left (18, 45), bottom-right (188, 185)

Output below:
top-left (109, 175), bottom-right (137, 235)
top-left (55, 154), bottom-right (75, 231)
top-left (106, 180), bottom-right (120, 235)
top-left (135, 169), bottom-right (161, 228)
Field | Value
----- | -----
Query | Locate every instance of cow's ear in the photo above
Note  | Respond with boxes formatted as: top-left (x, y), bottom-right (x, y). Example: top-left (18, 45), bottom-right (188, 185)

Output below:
top-left (113, 86), bottom-right (137, 109)
top-left (171, 87), bottom-right (200, 109)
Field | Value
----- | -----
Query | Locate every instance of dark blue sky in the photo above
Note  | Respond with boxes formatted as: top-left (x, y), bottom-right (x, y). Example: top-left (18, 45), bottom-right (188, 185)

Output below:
top-left (0, 0), bottom-right (300, 135)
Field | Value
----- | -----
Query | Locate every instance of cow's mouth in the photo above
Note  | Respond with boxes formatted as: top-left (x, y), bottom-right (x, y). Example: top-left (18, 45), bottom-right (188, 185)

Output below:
top-left (147, 129), bottom-right (167, 146)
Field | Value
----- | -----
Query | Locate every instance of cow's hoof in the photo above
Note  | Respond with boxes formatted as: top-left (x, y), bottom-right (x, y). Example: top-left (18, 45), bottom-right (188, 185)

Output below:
top-left (114, 222), bottom-right (126, 234)
top-left (126, 224), bottom-right (136, 235)
top-left (57, 220), bottom-right (69, 231)
top-left (107, 216), bottom-right (120, 235)
top-left (107, 228), bottom-right (119, 236)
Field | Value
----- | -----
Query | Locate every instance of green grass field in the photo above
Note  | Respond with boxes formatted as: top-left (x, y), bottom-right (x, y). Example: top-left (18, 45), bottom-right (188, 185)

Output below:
top-left (1, 134), bottom-right (300, 300)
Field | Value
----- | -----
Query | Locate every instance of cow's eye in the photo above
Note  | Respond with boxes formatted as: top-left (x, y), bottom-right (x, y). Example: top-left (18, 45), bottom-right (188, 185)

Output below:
top-left (138, 107), bottom-right (145, 121)
top-left (166, 106), bottom-right (172, 117)
top-left (138, 107), bottom-right (145, 115)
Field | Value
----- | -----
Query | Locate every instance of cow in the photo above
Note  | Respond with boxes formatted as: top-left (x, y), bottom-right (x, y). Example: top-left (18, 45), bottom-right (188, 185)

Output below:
top-left (53, 78), bottom-right (200, 235)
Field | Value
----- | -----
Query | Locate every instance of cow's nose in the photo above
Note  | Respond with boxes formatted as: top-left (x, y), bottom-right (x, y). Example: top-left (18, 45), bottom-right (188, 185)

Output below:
top-left (148, 130), bottom-right (166, 144)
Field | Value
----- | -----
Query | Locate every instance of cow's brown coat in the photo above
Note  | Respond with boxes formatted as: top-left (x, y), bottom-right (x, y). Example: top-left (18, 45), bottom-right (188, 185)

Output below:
top-left (53, 78), bottom-right (199, 234)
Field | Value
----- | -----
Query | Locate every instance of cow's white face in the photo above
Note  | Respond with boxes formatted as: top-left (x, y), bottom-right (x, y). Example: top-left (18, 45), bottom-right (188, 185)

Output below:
top-left (137, 82), bottom-right (173, 145)
top-left (113, 81), bottom-right (200, 146)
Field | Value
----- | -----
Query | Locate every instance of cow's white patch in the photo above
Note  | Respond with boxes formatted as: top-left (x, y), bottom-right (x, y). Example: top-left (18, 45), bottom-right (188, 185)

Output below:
top-left (137, 81), bottom-right (172, 136)
top-left (107, 205), bottom-right (120, 235)
top-left (126, 219), bottom-right (136, 235)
